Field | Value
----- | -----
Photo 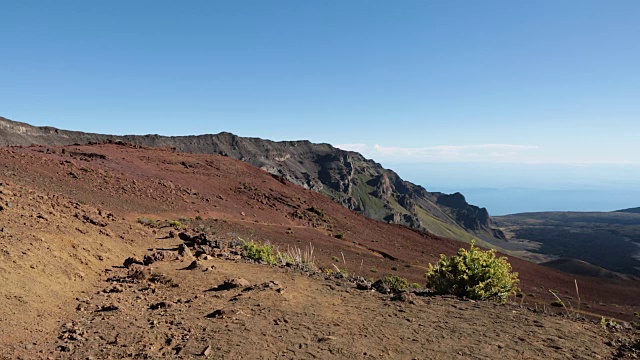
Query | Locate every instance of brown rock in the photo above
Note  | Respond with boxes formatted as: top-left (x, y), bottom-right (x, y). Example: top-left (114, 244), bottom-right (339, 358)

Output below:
top-left (205, 309), bottom-right (225, 319)
top-left (202, 345), bottom-right (212, 357)
top-left (224, 278), bottom-right (250, 288)
top-left (178, 244), bottom-right (193, 258)
top-left (123, 257), bottom-right (143, 268)
top-left (183, 260), bottom-right (201, 270)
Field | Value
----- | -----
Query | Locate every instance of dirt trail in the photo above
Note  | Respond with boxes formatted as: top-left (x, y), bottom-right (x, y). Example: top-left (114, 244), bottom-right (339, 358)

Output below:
top-left (21, 241), bottom-right (633, 360)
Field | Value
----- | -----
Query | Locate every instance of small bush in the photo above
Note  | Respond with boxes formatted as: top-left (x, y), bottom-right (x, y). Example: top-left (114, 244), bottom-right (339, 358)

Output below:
top-left (331, 256), bottom-right (341, 263)
top-left (241, 239), bottom-right (277, 265)
top-left (426, 241), bottom-right (520, 302)
top-left (382, 275), bottom-right (420, 292)
top-left (168, 220), bottom-right (185, 229)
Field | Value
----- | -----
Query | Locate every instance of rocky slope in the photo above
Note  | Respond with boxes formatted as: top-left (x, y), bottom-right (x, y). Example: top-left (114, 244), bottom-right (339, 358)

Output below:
top-left (0, 142), bottom-right (638, 358)
top-left (0, 116), bottom-right (501, 243)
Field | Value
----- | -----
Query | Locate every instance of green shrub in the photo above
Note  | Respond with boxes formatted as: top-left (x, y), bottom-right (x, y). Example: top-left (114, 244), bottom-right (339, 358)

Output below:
top-left (168, 220), bottom-right (185, 229)
top-left (242, 239), bottom-right (277, 265)
top-left (426, 241), bottom-right (520, 302)
top-left (382, 275), bottom-right (420, 292)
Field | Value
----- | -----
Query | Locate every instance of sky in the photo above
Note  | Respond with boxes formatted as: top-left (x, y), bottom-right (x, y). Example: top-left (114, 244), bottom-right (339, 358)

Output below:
top-left (1, 1), bottom-right (639, 214)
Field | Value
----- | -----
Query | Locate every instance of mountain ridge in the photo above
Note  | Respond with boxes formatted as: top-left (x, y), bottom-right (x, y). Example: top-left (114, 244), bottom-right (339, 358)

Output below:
top-left (616, 207), bottom-right (640, 214)
top-left (0, 115), bottom-right (502, 243)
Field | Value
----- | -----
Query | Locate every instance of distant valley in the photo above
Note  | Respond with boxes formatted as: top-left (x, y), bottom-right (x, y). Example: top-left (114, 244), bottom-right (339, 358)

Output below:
top-left (494, 210), bottom-right (640, 278)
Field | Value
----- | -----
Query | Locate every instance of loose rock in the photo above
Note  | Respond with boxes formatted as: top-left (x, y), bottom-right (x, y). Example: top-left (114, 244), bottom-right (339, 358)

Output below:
top-left (123, 257), bottom-right (143, 268)
top-left (183, 260), bottom-right (201, 270)
top-left (202, 345), bottom-right (212, 357)
top-left (178, 244), bottom-right (193, 258)
top-left (205, 309), bottom-right (226, 319)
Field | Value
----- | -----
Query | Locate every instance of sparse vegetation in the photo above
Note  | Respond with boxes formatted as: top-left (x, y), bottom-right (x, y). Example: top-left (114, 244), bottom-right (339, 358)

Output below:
top-left (334, 233), bottom-right (344, 239)
top-left (167, 220), bottom-right (185, 229)
top-left (307, 206), bottom-right (325, 218)
top-left (381, 275), bottom-right (420, 292)
top-left (277, 244), bottom-right (316, 271)
top-left (326, 264), bottom-right (348, 277)
top-left (370, 268), bottom-right (378, 273)
top-left (241, 239), bottom-right (277, 265)
top-left (331, 256), bottom-right (341, 263)
top-left (426, 241), bottom-right (520, 302)
top-left (548, 280), bottom-right (582, 318)
top-left (137, 217), bottom-right (157, 227)
top-left (601, 317), bottom-right (618, 330)
top-left (240, 240), bottom-right (316, 270)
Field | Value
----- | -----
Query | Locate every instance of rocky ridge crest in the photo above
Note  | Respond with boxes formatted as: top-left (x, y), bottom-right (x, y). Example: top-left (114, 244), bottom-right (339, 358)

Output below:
top-left (0, 116), bottom-right (502, 241)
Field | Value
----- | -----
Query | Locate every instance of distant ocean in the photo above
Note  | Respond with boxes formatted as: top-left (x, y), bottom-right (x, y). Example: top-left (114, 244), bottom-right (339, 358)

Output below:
top-left (427, 187), bottom-right (640, 216)
top-left (384, 162), bottom-right (640, 216)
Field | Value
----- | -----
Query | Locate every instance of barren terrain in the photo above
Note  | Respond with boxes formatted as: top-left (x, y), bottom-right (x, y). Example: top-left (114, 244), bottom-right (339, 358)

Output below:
top-left (0, 143), bottom-right (638, 358)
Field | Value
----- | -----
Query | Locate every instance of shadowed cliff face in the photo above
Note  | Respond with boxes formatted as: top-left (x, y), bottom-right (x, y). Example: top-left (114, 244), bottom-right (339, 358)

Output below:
top-left (0, 116), bottom-right (502, 241)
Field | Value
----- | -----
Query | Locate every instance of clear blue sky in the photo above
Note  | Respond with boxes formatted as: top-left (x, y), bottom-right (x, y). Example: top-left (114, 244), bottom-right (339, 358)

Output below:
top-left (2, 1), bottom-right (639, 212)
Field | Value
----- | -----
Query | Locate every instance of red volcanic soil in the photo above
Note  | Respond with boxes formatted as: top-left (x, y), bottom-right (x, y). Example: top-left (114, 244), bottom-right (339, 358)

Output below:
top-left (1, 142), bottom-right (639, 358)
top-left (1, 143), bottom-right (638, 317)
top-left (0, 143), bottom-right (638, 326)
